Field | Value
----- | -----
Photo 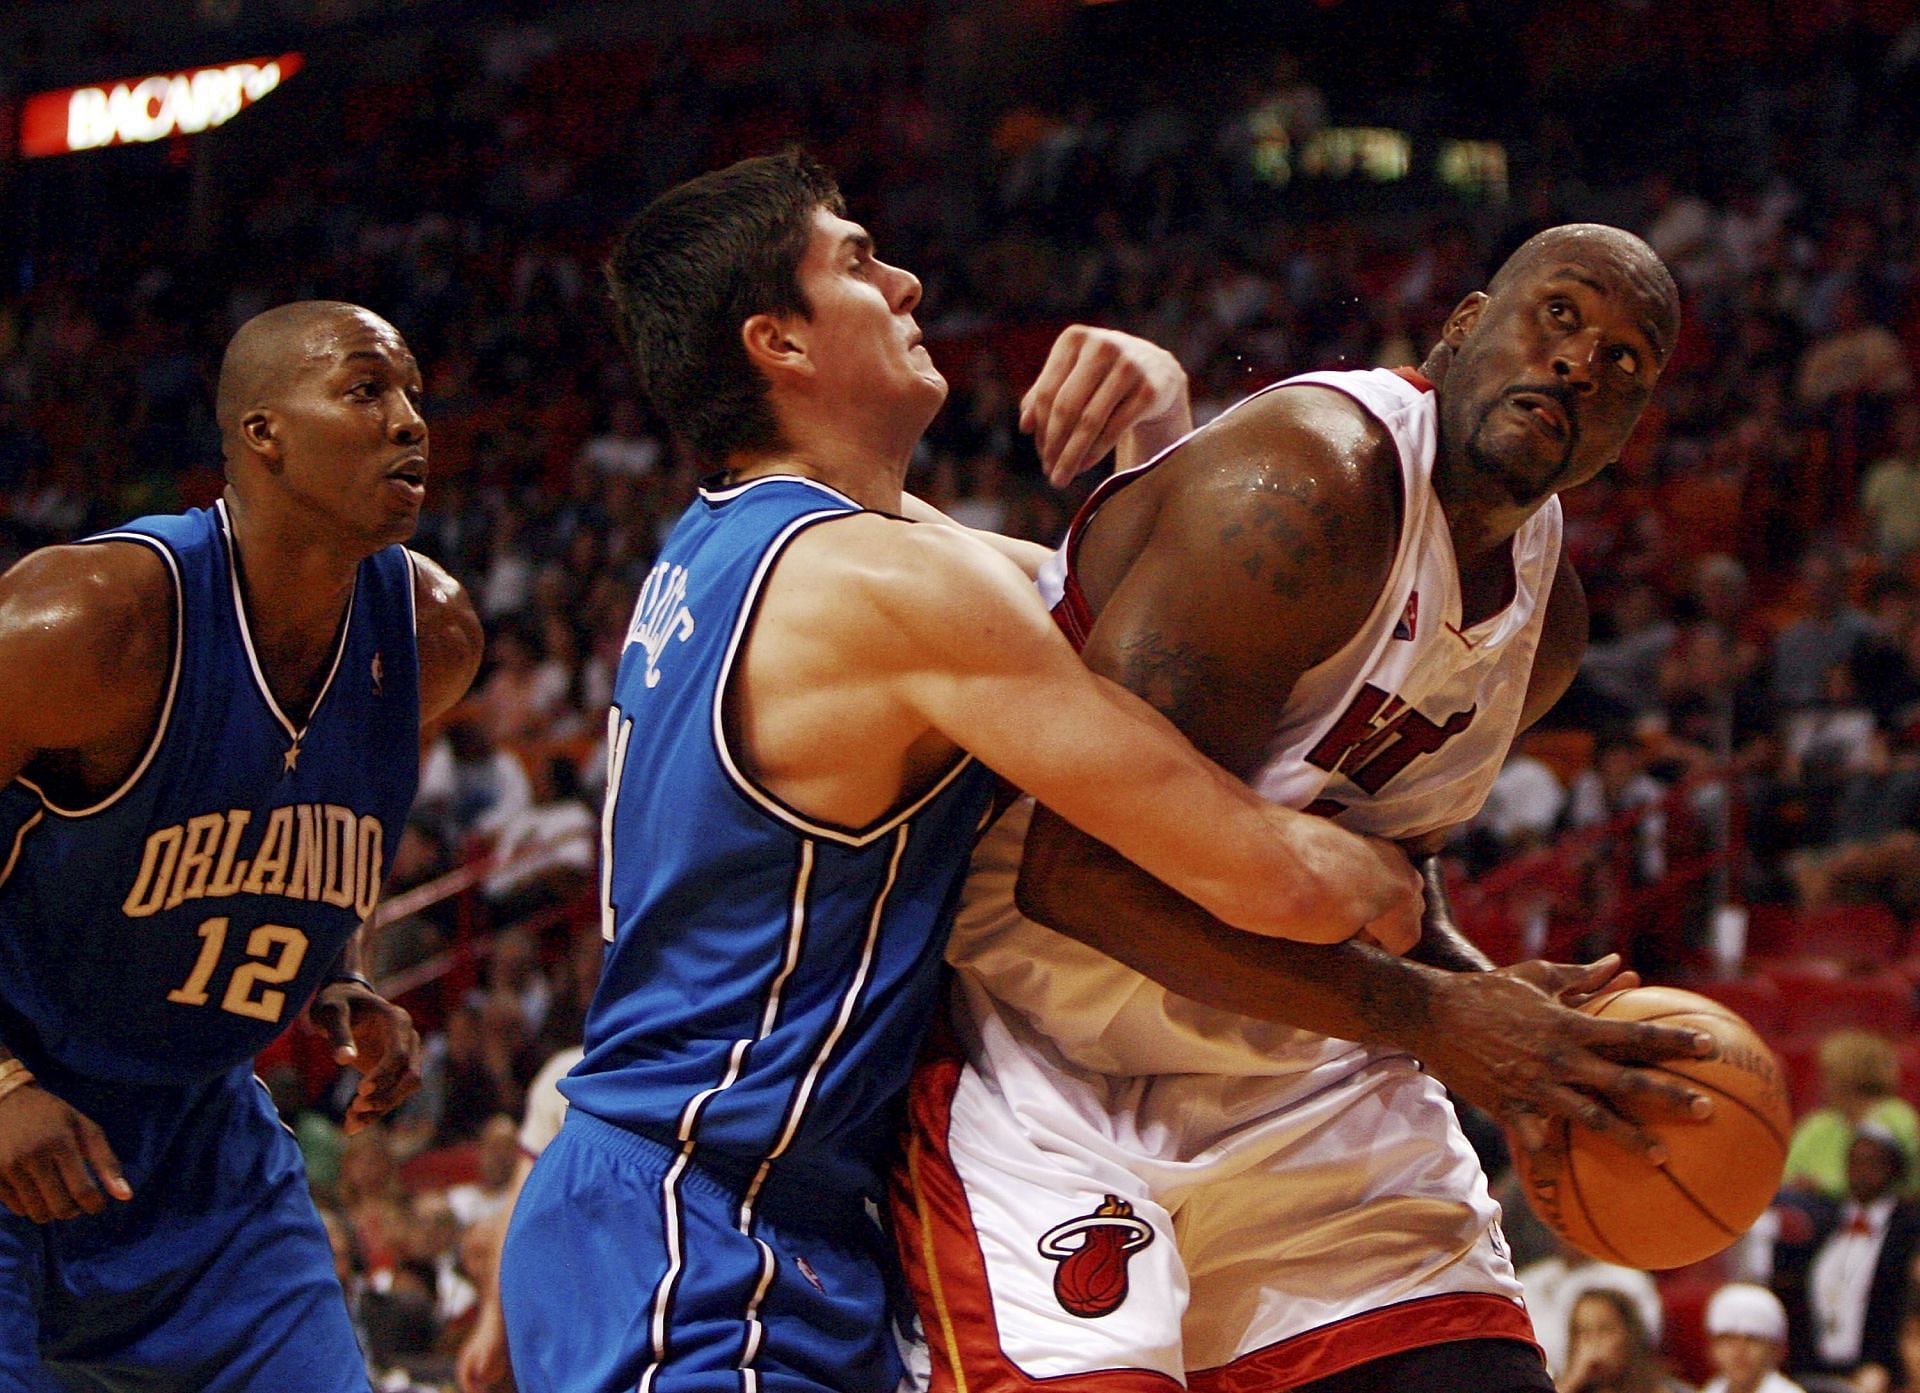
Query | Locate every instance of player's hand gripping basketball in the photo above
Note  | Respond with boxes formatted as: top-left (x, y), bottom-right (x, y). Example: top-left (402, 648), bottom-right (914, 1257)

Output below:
top-left (311, 979), bottom-right (424, 1134)
top-left (0, 1084), bottom-right (132, 1222)
top-left (1022, 325), bottom-right (1190, 486)
top-left (1419, 955), bottom-right (1716, 1163)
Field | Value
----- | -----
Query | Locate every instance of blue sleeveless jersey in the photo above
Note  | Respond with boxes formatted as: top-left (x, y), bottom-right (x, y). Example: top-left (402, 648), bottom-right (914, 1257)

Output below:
top-left (0, 500), bottom-right (420, 1087)
top-left (565, 475), bottom-right (995, 1201)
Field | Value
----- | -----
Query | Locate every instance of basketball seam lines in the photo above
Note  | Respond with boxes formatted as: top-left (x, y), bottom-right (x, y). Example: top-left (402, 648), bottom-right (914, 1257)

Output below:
top-left (1643, 1063), bottom-right (1789, 1152)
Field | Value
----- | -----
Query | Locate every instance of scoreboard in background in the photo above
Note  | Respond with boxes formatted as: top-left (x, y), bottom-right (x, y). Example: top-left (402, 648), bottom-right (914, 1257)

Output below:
top-left (16, 53), bottom-right (303, 159)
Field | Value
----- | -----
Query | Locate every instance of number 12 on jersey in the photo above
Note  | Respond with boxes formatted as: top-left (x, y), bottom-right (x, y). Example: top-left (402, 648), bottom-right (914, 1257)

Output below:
top-left (167, 916), bottom-right (310, 1023)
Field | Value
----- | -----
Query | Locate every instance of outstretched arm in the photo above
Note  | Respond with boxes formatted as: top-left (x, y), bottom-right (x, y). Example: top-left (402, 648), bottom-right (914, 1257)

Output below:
top-left (748, 512), bottom-right (1422, 946)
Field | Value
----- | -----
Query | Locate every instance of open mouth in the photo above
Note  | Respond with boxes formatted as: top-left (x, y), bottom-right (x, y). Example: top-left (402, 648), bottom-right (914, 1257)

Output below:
top-left (1509, 394), bottom-right (1568, 443)
top-left (386, 457), bottom-right (428, 500)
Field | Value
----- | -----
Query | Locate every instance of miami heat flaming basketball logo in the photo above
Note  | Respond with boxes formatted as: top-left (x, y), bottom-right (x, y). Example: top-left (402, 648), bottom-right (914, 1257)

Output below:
top-left (1037, 1195), bottom-right (1154, 1319)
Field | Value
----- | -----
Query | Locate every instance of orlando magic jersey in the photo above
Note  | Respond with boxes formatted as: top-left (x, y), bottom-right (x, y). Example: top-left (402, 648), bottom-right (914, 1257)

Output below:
top-left (565, 474), bottom-right (995, 1200)
top-left (0, 500), bottom-right (420, 1087)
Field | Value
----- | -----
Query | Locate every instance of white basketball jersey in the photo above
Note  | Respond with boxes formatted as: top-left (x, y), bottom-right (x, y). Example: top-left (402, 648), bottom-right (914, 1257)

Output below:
top-left (951, 367), bottom-right (1563, 1078)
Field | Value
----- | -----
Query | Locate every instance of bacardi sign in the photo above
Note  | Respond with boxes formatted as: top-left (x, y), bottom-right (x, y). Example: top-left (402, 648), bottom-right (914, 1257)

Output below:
top-left (18, 53), bottom-right (303, 158)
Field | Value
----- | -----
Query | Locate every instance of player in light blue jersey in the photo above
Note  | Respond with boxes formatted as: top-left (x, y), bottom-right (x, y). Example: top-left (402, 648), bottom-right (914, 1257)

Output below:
top-left (0, 302), bottom-right (483, 1391)
top-left (498, 151), bottom-right (1425, 1393)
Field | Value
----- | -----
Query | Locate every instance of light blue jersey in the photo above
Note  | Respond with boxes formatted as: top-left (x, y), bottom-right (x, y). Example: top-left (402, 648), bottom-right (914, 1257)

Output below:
top-left (0, 500), bottom-right (420, 1088)
top-left (565, 473), bottom-right (995, 1202)
top-left (505, 474), bottom-right (994, 1393)
top-left (0, 499), bottom-right (418, 1392)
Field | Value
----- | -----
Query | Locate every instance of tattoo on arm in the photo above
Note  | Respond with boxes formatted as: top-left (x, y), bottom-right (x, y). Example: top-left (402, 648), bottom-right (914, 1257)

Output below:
top-left (1114, 631), bottom-right (1234, 737)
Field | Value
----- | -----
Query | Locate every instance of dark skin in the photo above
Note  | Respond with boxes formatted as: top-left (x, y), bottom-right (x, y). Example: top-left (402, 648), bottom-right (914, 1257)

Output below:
top-left (1016, 227), bottom-right (1716, 1160)
top-left (0, 303), bottom-right (483, 1224)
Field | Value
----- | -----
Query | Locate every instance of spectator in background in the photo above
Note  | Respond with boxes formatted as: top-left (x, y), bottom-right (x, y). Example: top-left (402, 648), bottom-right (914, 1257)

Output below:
top-left (1783, 1032), bottom-right (1920, 1200)
top-left (1471, 734), bottom-right (1568, 866)
top-left (446, 1115), bottom-right (523, 1229)
top-left (457, 1044), bottom-right (582, 1393)
top-left (435, 1003), bottom-right (534, 1146)
top-left (1568, 730), bottom-right (1669, 883)
top-left (1861, 400), bottom-right (1920, 566)
top-left (1702, 1285), bottom-right (1803, 1393)
top-left (1771, 552), bottom-right (1877, 715)
top-left (1560, 1287), bottom-right (1694, 1393)
top-left (1850, 1289), bottom-right (1920, 1393)
top-left (1795, 285), bottom-right (1914, 411)
top-left (1520, 1234), bottom-right (1666, 1380)
top-left (1787, 1124), bottom-right (1920, 1383)
top-left (1578, 582), bottom-right (1677, 724)
top-left (474, 622), bottom-right (569, 746)
top-left (417, 718), bottom-right (536, 848)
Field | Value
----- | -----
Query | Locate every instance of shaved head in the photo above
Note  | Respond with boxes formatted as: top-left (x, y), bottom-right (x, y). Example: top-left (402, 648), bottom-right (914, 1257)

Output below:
top-left (215, 301), bottom-right (407, 455)
top-left (1488, 225), bottom-right (1680, 362)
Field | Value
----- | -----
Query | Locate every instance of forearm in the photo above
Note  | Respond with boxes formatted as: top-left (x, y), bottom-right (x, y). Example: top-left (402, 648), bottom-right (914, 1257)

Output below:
top-left (329, 927), bottom-right (369, 981)
top-left (1406, 854), bottom-right (1494, 972)
top-left (1017, 809), bottom-right (1442, 1048)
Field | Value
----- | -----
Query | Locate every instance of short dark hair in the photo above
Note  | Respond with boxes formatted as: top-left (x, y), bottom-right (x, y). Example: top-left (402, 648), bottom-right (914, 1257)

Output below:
top-left (604, 150), bottom-right (844, 465)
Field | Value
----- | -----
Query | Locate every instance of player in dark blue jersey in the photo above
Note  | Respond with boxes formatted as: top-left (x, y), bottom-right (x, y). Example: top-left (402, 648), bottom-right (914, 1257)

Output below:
top-left (497, 151), bottom-right (1424, 1393)
top-left (0, 301), bottom-right (483, 1391)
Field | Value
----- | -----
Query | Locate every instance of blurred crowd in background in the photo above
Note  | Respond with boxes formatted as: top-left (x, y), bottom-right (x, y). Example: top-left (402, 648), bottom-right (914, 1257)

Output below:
top-left (3, 0), bottom-right (1920, 1387)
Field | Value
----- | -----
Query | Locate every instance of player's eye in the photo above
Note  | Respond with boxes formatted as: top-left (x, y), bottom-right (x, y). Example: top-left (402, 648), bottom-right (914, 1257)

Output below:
top-left (1547, 300), bottom-right (1575, 326)
top-left (1609, 345), bottom-right (1640, 376)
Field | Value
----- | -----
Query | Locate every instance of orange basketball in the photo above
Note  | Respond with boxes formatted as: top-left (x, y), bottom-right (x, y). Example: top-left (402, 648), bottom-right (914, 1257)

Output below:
top-left (1509, 985), bottom-right (1791, 1270)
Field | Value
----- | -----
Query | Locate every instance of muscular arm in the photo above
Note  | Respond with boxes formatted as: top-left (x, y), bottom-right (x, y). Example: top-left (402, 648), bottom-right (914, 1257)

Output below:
top-left (895, 491), bottom-right (1052, 579)
top-left (0, 542), bottom-right (170, 1216)
top-left (410, 549), bottom-right (485, 726)
top-left (1013, 398), bottom-right (1705, 1151)
top-left (741, 513), bottom-right (1417, 944)
top-left (1017, 387), bottom-right (1416, 1022)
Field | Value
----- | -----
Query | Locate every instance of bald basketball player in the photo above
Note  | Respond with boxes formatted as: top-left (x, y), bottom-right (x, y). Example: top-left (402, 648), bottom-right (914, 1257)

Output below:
top-left (897, 227), bottom-right (1718, 1393)
top-left (0, 302), bottom-right (482, 1391)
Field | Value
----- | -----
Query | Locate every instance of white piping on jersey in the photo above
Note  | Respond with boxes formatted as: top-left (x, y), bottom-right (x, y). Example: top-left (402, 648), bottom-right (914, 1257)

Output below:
top-left (401, 547), bottom-right (419, 637)
top-left (696, 473), bottom-right (863, 508)
top-left (0, 809), bottom-right (44, 893)
top-left (215, 498), bottom-right (357, 753)
top-left (639, 840), bottom-right (818, 1393)
top-left (710, 511), bottom-right (976, 847)
top-left (15, 532), bottom-right (184, 819)
top-left (600, 711), bottom-right (634, 942)
top-left (734, 824), bottom-right (909, 1386)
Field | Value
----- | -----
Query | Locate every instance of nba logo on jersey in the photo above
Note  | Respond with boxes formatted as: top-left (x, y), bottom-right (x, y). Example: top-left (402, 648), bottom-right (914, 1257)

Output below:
top-left (1393, 590), bottom-right (1419, 641)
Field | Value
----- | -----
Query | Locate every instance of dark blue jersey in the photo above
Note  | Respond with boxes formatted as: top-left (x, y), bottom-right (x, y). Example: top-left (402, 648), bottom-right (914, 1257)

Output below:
top-left (0, 501), bottom-right (420, 1086)
top-left (566, 475), bottom-right (995, 1202)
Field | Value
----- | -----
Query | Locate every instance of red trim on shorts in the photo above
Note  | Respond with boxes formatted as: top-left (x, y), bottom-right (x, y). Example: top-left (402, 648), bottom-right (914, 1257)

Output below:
top-left (1186, 1292), bottom-right (1540, 1393)
top-left (890, 1029), bottom-right (1184, 1393)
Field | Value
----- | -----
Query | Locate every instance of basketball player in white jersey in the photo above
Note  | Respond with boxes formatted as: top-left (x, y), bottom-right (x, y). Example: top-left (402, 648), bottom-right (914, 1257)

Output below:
top-left (894, 226), bottom-right (1714, 1393)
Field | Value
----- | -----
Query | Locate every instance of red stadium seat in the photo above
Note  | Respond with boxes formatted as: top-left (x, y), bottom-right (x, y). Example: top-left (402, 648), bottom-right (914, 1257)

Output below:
top-left (1775, 1034), bottom-right (1827, 1116)
top-left (1686, 975), bottom-right (1787, 1037)
top-left (1656, 1260), bottom-right (1728, 1387)
top-left (1762, 965), bottom-right (1915, 1036)
top-left (1899, 1039), bottom-right (1920, 1112)
top-left (1746, 903), bottom-right (1903, 968)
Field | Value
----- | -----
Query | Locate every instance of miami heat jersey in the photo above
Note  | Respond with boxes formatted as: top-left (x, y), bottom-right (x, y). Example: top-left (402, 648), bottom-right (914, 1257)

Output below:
top-left (951, 367), bottom-right (1563, 1078)
top-left (566, 475), bottom-right (996, 1200)
top-left (0, 500), bottom-right (420, 1087)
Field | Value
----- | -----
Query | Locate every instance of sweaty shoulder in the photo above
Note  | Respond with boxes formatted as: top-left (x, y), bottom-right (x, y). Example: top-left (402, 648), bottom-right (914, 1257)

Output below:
top-left (0, 540), bottom-right (176, 755)
top-left (408, 549), bottom-right (483, 725)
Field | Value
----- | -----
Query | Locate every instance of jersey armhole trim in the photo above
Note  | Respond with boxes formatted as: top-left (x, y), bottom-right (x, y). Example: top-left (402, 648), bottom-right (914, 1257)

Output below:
top-left (401, 546), bottom-right (421, 639)
top-left (14, 532), bottom-right (185, 820)
top-left (710, 510), bottom-right (977, 848)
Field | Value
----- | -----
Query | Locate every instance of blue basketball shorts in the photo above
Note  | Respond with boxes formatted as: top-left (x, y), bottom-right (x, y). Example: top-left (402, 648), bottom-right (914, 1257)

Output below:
top-left (500, 1110), bottom-right (904, 1393)
top-left (0, 1065), bottom-right (368, 1393)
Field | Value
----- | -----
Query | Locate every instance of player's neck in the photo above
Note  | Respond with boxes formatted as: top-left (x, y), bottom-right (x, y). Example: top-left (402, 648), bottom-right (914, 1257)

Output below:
top-left (220, 488), bottom-right (361, 646)
top-left (721, 428), bottom-right (912, 515)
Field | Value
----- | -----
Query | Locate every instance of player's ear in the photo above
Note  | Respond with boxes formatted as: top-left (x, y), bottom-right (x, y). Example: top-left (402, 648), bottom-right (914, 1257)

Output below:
top-left (1441, 292), bottom-right (1489, 348)
top-left (240, 408), bottom-right (283, 468)
top-left (741, 313), bottom-right (811, 383)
